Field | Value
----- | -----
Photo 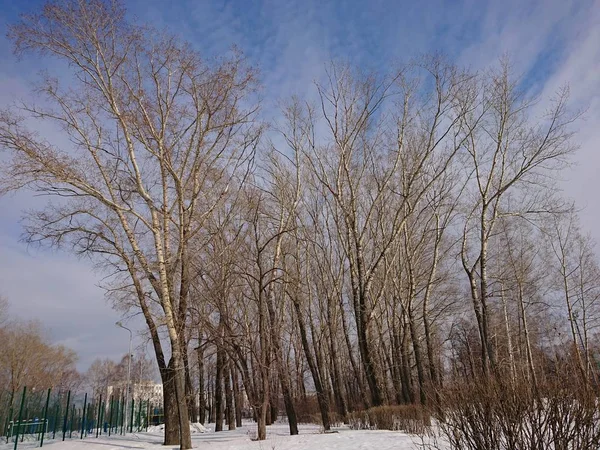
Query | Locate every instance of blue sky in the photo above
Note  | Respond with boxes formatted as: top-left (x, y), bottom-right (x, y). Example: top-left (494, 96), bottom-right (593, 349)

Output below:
top-left (0, 0), bottom-right (599, 370)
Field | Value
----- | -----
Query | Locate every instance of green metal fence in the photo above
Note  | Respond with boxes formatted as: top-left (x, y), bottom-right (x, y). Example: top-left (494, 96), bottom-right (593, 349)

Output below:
top-left (0, 386), bottom-right (155, 449)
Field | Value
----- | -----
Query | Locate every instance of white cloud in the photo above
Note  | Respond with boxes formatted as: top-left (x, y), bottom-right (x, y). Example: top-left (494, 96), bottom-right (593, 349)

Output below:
top-left (537, 1), bottom-right (600, 240)
top-left (456, 0), bottom-right (578, 72)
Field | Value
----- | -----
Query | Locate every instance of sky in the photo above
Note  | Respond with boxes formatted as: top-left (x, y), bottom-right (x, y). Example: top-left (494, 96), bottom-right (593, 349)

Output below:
top-left (0, 0), bottom-right (599, 371)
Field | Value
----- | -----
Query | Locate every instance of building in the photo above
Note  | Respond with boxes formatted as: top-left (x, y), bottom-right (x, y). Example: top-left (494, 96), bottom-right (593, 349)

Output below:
top-left (106, 381), bottom-right (163, 406)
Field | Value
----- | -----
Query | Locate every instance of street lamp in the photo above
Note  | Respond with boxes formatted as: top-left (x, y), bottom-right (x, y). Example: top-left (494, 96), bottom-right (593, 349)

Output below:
top-left (116, 321), bottom-right (133, 433)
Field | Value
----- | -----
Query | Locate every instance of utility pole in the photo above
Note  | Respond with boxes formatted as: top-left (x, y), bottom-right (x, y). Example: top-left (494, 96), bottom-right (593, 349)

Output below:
top-left (116, 321), bottom-right (133, 433)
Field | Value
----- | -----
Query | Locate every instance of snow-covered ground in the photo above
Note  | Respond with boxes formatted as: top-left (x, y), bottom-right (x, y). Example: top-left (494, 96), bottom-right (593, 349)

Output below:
top-left (0, 421), bottom-right (429, 450)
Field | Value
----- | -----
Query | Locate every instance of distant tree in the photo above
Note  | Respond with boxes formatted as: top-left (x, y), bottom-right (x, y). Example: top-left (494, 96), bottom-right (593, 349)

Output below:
top-left (85, 358), bottom-right (120, 399)
top-left (85, 351), bottom-right (157, 399)
top-left (129, 351), bottom-right (158, 384)
top-left (0, 320), bottom-right (79, 397)
top-left (0, 295), bottom-right (8, 326)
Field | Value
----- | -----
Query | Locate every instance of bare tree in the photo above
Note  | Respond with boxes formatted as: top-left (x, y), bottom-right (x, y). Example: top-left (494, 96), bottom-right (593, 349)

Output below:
top-left (0, 320), bottom-right (79, 396)
top-left (86, 358), bottom-right (120, 399)
top-left (494, 216), bottom-right (548, 388)
top-left (1, 3), bottom-right (590, 439)
top-left (459, 59), bottom-right (577, 378)
top-left (547, 212), bottom-right (600, 384)
top-left (299, 59), bottom-right (476, 406)
top-left (0, 1), bottom-right (259, 447)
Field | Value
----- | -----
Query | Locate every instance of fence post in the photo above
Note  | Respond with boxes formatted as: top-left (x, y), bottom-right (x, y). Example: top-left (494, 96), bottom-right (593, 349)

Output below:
top-left (115, 397), bottom-right (119, 435)
top-left (62, 391), bottom-right (71, 441)
top-left (69, 405), bottom-right (75, 438)
top-left (147, 401), bottom-right (151, 431)
top-left (114, 397), bottom-right (119, 435)
top-left (129, 397), bottom-right (135, 433)
top-left (20, 407), bottom-right (27, 444)
top-left (108, 396), bottom-right (114, 436)
top-left (39, 388), bottom-right (51, 447)
top-left (52, 402), bottom-right (59, 440)
top-left (99, 401), bottom-right (105, 436)
top-left (96, 395), bottom-right (102, 438)
top-left (80, 393), bottom-right (88, 439)
top-left (120, 395), bottom-right (125, 435)
top-left (136, 399), bottom-right (142, 432)
top-left (13, 386), bottom-right (26, 450)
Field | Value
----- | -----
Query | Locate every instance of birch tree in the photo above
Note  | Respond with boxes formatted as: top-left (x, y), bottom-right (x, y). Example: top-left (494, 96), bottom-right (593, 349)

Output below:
top-left (459, 60), bottom-right (577, 377)
top-left (302, 59), bottom-right (477, 405)
top-left (0, 1), bottom-right (259, 447)
top-left (548, 213), bottom-right (600, 384)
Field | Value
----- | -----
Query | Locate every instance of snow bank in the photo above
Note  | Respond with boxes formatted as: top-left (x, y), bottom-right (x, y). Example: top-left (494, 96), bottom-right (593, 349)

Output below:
top-left (146, 424), bottom-right (164, 433)
top-left (146, 422), bottom-right (206, 434)
top-left (191, 422), bottom-right (207, 433)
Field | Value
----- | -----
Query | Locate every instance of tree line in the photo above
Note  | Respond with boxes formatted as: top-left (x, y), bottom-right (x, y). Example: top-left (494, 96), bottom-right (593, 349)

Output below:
top-left (0, 296), bottom-right (156, 401)
top-left (0, 297), bottom-right (80, 396)
top-left (1, 1), bottom-right (597, 449)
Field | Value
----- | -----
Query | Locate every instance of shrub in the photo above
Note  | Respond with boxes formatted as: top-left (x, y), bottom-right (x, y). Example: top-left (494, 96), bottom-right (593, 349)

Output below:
top-left (294, 396), bottom-right (321, 424)
top-left (428, 376), bottom-right (600, 450)
top-left (348, 404), bottom-right (431, 434)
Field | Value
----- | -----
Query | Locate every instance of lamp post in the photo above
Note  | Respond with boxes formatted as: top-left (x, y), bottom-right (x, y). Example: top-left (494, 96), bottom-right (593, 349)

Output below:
top-left (116, 321), bottom-right (132, 433)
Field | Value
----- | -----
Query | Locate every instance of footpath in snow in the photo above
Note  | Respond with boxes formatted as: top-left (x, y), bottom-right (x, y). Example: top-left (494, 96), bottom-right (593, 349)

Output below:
top-left (0, 421), bottom-right (427, 450)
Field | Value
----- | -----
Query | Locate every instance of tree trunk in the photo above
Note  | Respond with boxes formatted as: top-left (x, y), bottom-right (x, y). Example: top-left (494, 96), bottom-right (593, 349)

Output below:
top-left (329, 352), bottom-right (348, 421)
top-left (256, 281), bottom-right (271, 441)
top-left (423, 220), bottom-right (441, 407)
top-left (291, 299), bottom-right (331, 430)
top-left (257, 401), bottom-right (267, 441)
top-left (563, 269), bottom-right (587, 381)
top-left (272, 353), bottom-right (299, 434)
top-left (172, 350), bottom-right (192, 449)
top-left (500, 286), bottom-right (516, 384)
top-left (391, 329), bottom-right (404, 405)
top-left (224, 360), bottom-right (236, 430)
top-left (232, 367), bottom-right (243, 428)
top-left (197, 337), bottom-right (206, 424)
top-left (408, 307), bottom-right (427, 405)
top-left (466, 270), bottom-right (488, 378)
top-left (215, 344), bottom-right (224, 432)
top-left (280, 378), bottom-right (298, 434)
top-left (161, 360), bottom-right (180, 446)
top-left (517, 285), bottom-right (537, 389)
top-left (356, 290), bottom-right (383, 406)
top-left (265, 288), bottom-right (298, 434)
top-left (183, 346), bottom-right (197, 422)
top-left (479, 211), bottom-right (497, 377)
top-left (207, 374), bottom-right (214, 423)
top-left (327, 298), bottom-right (348, 421)
top-left (400, 322), bottom-right (414, 404)
top-left (339, 296), bottom-right (369, 409)
top-left (423, 299), bottom-right (440, 405)
top-left (268, 379), bottom-right (278, 425)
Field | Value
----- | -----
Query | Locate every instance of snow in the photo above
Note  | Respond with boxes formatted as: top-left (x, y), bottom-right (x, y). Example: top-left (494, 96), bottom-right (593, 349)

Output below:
top-left (146, 422), bottom-right (206, 434)
top-left (190, 423), bottom-right (207, 434)
top-left (0, 421), bottom-right (429, 450)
